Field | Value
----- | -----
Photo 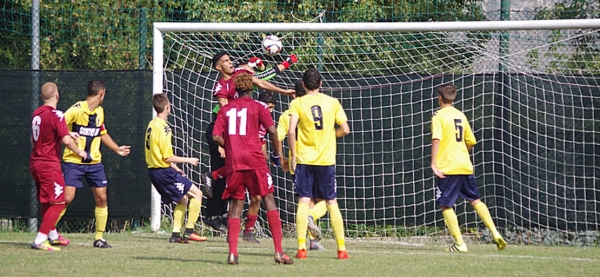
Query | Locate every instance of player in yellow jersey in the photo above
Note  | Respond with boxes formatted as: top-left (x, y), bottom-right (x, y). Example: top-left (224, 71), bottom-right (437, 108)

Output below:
top-left (60, 79), bottom-right (131, 248)
top-left (279, 79), bottom-right (327, 251)
top-left (431, 84), bottom-right (507, 252)
top-left (288, 68), bottom-right (350, 260)
top-left (145, 93), bottom-right (207, 244)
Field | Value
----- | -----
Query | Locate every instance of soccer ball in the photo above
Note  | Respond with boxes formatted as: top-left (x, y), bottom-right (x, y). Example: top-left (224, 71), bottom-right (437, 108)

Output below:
top-left (262, 35), bottom-right (283, 56)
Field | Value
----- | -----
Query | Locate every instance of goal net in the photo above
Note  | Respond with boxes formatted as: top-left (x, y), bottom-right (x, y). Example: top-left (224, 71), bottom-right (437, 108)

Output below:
top-left (153, 20), bottom-right (600, 245)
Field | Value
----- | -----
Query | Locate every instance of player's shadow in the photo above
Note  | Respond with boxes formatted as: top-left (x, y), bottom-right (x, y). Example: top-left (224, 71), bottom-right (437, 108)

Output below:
top-left (0, 241), bottom-right (31, 248)
top-left (133, 256), bottom-right (216, 264)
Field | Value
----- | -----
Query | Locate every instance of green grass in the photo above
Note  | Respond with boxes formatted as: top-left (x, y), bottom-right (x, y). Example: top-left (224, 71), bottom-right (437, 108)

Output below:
top-left (0, 232), bottom-right (599, 277)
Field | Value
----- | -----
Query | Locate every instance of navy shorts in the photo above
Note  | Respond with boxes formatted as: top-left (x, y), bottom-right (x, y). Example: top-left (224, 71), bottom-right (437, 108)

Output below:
top-left (62, 162), bottom-right (107, 188)
top-left (294, 164), bottom-right (337, 200)
top-left (148, 167), bottom-right (193, 204)
top-left (436, 175), bottom-right (481, 207)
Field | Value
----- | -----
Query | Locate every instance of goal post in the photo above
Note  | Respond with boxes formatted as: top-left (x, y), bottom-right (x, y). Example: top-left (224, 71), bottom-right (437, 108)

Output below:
top-left (152, 19), bottom-right (600, 244)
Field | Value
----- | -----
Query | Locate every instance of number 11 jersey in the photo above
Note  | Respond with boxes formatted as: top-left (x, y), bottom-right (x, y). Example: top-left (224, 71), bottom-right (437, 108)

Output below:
top-left (212, 97), bottom-right (274, 174)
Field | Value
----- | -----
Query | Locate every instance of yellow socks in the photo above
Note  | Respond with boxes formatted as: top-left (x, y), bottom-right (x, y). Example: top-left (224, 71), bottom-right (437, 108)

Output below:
top-left (442, 208), bottom-right (464, 245)
top-left (94, 206), bottom-right (108, 241)
top-left (327, 203), bottom-right (346, 251)
top-left (55, 208), bottom-right (67, 225)
top-left (185, 198), bottom-right (201, 229)
top-left (173, 203), bottom-right (186, 233)
top-left (296, 202), bottom-right (309, 249)
top-left (310, 200), bottom-right (328, 221)
top-left (473, 202), bottom-right (500, 236)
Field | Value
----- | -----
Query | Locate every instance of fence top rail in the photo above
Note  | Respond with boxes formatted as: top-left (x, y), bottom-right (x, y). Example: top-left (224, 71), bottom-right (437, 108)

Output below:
top-left (154, 19), bottom-right (600, 33)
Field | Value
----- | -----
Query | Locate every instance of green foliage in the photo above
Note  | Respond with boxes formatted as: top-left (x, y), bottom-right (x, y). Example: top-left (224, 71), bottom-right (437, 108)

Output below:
top-left (1, 0), bottom-right (489, 70)
top-left (531, 0), bottom-right (600, 74)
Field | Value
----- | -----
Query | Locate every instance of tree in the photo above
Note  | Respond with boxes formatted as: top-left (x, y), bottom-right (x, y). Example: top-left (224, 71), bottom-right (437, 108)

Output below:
top-left (530, 0), bottom-right (600, 74)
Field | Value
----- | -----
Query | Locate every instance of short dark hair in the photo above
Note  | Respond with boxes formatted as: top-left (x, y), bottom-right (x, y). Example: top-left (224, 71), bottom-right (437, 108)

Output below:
top-left (302, 68), bottom-right (321, 91)
top-left (258, 91), bottom-right (276, 105)
top-left (438, 84), bottom-right (457, 104)
top-left (234, 73), bottom-right (254, 96)
top-left (294, 79), bottom-right (307, 97)
top-left (87, 79), bottom-right (105, 97)
top-left (153, 93), bottom-right (169, 113)
top-left (212, 52), bottom-right (228, 69)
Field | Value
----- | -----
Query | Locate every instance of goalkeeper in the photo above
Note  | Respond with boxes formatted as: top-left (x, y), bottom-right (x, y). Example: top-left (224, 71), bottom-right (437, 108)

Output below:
top-left (202, 53), bottom-right (298, 232)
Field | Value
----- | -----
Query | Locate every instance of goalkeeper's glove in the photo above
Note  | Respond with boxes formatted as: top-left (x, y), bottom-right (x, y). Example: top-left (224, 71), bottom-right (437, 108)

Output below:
top-left (248, 56), bottom-right (263, 68)
top-left (281, 54), bottom-right (298, 69)
top-left (270, 153), bottom-right (281, 167)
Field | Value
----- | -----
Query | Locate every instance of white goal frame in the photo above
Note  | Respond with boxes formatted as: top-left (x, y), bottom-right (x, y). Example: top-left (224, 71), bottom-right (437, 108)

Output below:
top-left (151, 19), bottom-right (600, 232)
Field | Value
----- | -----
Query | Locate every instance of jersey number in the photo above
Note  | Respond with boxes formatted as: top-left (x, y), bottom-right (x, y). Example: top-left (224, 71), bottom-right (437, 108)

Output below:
top-left (145, 127), bottom-right (152, 150)
top-left (226, 108), bottom-right (248, 135)
top-left (310, 105), bottom-right (323, 130)
top-left (454, 119), bottom-right (463, 142)
top-left (31, 116), bottom-right (42, 142)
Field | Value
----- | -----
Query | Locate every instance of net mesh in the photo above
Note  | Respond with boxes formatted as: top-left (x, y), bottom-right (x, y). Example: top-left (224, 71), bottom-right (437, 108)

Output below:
top-left (160, 26), bottom-right (600, 244)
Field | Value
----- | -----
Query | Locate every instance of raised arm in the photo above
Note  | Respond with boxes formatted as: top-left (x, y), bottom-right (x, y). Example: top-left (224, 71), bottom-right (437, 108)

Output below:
top-left (252, 76), bottom-right (295, 97)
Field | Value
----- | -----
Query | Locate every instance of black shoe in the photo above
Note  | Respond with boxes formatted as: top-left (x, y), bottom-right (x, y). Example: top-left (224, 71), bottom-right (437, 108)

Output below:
top-left (242, 231), bottom-right (260, 244)
top-left (201, 173), bottom-right (214, 198)
top-left (169, 233), bottom-right (189, 244)
top-left (219, 214), bottom-right (229, 227)
top-left (93, 239), bottom-right (112, 248)
top-left (227, 253), bottom-right (239, 265)
top-left (205, 217), bottom-right (227, 233)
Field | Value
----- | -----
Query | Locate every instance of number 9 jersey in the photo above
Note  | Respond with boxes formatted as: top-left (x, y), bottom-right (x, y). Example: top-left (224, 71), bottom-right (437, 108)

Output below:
top-left (431, 106), bottom-right (477, 175)
top-left (289, 93), bottom-right (348, 166)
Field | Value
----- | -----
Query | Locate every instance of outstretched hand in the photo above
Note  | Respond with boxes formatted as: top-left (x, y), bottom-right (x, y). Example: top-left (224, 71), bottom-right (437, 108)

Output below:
top-left (188, 157), bottom-right (199, 166)
top-left (117, 145), bottom-right (131, 157)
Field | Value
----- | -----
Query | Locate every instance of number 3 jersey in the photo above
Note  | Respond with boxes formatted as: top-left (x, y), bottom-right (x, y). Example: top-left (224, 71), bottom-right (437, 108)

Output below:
top-left (62, 101), bottom-right (107, 164)
top-left (30, 105), bottom-right (70, 163)
top-left (145, 117), bottom-right (174, 169)
top-left (289, 93), bottom-right (348, 166)
top-left (431, 106), bottom-right (476, 175)
top-left (212, 97), bottom-right (274, 174)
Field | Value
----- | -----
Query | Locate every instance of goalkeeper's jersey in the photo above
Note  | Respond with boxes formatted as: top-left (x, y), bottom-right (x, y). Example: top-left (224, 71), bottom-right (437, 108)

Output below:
top-left (212, 66), bottom-right (279, 114)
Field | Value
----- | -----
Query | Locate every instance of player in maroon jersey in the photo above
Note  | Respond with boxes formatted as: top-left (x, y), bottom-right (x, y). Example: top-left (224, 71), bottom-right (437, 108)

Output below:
top-left (212, 51), bottom-right (295, 107)
top-left (29, 82), bottom-right (87, 251)
top-left (212, 73), bottom-right (293, 265)
top-left (202, 52), bottom-right (297, 233)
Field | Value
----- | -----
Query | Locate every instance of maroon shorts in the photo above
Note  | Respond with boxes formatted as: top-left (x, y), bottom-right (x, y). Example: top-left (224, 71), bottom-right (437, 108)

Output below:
top-left (30, 161), bottom-right (65, 203)
top-left (222, 168), bottom-right (274, 200)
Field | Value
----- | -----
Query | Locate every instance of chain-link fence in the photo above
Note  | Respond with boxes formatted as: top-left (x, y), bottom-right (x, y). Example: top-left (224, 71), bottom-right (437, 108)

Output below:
top-left (2, 0), bottom-right (593, 71)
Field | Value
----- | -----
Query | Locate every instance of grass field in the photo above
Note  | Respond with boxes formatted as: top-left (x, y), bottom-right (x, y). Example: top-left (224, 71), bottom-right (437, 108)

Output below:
top-left (1, 232), bottom-right (599, 277)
